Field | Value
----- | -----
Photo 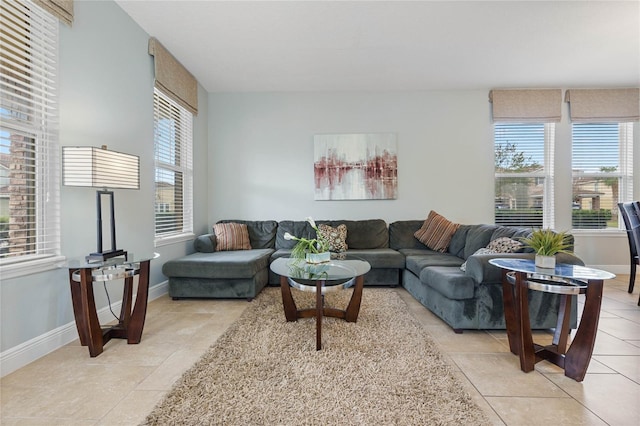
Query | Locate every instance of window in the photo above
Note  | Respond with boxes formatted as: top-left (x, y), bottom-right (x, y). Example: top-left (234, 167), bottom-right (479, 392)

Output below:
top-left (494, 123), bottom-right (555, 228)
top-left (0, 0), bottom-right (60, 273)
top-left (153, 88), bottom-right (193, 244)
top-left (572, 122), bottom-right (633, 230)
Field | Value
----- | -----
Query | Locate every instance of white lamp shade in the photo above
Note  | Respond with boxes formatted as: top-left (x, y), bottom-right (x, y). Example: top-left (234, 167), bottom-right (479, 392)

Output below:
top-left (62, 146), bottom-right (139, 189)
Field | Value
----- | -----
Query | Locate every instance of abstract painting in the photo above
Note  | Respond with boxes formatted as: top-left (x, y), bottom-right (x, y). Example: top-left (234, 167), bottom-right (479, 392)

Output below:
top-left (314, 133), bottom-right (398, 200)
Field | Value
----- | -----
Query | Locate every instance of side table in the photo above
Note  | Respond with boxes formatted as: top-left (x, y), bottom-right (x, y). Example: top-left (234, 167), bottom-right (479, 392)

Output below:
top-left (64, 253), bottom-right (158, 357)
top-left (490, 258), bottom-right (615, 382)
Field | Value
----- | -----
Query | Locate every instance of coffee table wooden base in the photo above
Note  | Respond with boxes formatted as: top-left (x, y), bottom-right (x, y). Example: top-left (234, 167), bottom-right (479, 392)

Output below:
top-left (279, 274), bottom-right (364, 350)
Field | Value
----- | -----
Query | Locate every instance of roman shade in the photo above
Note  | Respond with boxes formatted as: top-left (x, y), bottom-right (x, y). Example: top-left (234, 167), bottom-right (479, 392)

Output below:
top-left (148, 37), bottom-right (198, 115)
top-left (565, 89), bottom-right (640, 123)
top-left (33, 0), bottom-right (73, 26)
top-left (489, 89), bottom-right (562, 123)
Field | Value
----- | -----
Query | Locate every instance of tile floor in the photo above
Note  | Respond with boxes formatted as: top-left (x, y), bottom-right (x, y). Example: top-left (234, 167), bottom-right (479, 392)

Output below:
top-left (1, 275), bottom-right (639, 425)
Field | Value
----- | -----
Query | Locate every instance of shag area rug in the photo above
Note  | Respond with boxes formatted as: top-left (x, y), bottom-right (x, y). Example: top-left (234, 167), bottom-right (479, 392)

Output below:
top-left (143, 287), bottom-right (490, 425)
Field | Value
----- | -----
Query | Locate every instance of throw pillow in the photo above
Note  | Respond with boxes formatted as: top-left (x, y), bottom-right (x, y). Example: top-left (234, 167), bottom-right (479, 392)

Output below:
top-left (317, 223), bottom-right (348, 253)
top-left (414, 210), bottom-right (460, 253)
top-left (213, 222), bottom-right (251, 251)
top-left (460, 247), bottom-right (495, 272)
top-left (486, 236), bottom-right (523, 253)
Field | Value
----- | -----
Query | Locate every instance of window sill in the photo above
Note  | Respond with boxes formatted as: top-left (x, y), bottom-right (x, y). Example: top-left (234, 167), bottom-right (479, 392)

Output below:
top-left (154, 233), bottom-right (196, 247)
top-left (570, 229), bottom-right (626, 238)
top-left (0, 255), bottom-right (66, 280)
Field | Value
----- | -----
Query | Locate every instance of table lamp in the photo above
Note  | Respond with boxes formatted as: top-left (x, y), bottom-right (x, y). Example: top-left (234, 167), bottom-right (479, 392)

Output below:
top-left (62, 145), bottom-right (140, 261)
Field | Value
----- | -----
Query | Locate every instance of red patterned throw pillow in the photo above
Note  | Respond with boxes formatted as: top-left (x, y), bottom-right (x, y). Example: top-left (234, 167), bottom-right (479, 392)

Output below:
top-left (213, 222), bottom-right (251, 251)
top-left (414, 210), bottom-right (460, 253)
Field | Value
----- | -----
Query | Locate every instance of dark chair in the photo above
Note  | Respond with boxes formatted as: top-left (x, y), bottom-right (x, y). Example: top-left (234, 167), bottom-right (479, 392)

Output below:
top-left (618, 202), bottom-right (640, 306)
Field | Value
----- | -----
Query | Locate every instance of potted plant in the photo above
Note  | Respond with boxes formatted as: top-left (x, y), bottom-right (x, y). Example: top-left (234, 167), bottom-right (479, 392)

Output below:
top-left (283, 217), bottom-right (331, 263)
top-left (520, 228), bottom-right (572, 269)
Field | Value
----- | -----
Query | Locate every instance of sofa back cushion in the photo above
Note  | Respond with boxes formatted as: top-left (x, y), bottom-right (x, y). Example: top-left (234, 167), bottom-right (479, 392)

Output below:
top-left (323, 219), bottom-right (388, 249)
top-left (276, 219), bottom-right (388, 250)
top-left (216, 220), bottom-right (278, 249)
top-left (389, 220), bottom-right (425, 250)
top-left (463, 224), bottom-right (499, 258)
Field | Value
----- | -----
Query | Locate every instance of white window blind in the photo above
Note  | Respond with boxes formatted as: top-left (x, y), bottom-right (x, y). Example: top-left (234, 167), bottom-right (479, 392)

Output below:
top-left (572, 123), bottom-right (633, 230)
top-left (153, 87), bottom-right (193, 244)
top-left (0, 0), bottom-right (60, 266)
top-left (494, 123), bottom-right (555, 229)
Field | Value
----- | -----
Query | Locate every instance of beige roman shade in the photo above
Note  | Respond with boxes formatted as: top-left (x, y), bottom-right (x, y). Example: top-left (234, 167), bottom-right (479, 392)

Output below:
top-left (33, 0), bottom-right (73, 26)
top-left (489, 89), bottom-right (562, 123)
top-left (565, 88), bottom-right (640, 122)
top-left (148, 37), bottom-right (198, 115)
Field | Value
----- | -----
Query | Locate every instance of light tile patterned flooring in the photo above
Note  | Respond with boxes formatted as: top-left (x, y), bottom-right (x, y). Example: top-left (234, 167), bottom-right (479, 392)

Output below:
top-left (1, 275), bottom-right (639, 425)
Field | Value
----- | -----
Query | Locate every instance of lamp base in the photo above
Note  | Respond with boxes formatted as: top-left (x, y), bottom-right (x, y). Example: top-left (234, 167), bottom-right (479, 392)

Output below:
top-left (86, 249), bottom-right (127, 263)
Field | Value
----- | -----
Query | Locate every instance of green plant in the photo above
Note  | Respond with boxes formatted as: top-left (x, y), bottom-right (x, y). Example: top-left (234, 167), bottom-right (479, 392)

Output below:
top-left (520, 228), bottom-right (572, 256)
top-left (283, 217), bottom-right (330, 259)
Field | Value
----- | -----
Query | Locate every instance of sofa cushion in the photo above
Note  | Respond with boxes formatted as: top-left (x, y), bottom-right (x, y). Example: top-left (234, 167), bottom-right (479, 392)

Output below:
top-left (194, 234), bottom-right (216, 253)
top-left (276, 221), bottom-right (315, 249)
top-left (414, 211), bottom-right (460, 252)
top-left (346, 248), bottom-right (405, 269)
top-left (324, 219), bottom-right (389, 249)
top-left (213, 222), bottom-right (251, 251)
top-left (463, 224), bottom-right (499, 258)
top-left (217, 220), bottom-right (278, 249)
top-left (162, 249), bottom-right (274, 279)
top-left (420, 266), bottom-right (476, 300)
top-left (318, 223), bottom-right (348, 252)
top-left (404, 252), bottom-right (464, 276)
top-left (448, 225), bottom-right (471, 258)
top-left (389, 220), bottom-right (425, 249)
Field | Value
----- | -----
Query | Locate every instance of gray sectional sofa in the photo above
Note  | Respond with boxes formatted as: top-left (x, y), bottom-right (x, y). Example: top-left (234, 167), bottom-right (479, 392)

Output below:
top-left (162, 218), bottom-right (584, 331)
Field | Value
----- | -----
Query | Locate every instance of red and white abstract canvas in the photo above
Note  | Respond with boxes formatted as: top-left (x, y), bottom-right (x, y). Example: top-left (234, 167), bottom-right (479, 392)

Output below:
top-left (314, 133), bottom-right (398, 200)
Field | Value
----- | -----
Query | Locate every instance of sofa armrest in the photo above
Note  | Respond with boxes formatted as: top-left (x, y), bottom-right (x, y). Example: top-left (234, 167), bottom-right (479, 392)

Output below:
top-left (194, 233), bottom-right (217, 253)
top-left (465, 252), bottom-right (585, 284)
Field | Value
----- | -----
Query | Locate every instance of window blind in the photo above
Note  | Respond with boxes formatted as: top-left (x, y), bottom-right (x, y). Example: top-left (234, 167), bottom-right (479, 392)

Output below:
top-left (494, 123), bottom-right (554, 229)
top-left (0, 0), bottom-right (60, 264)
top-left (153, 88), bottom-right (193, 243)
top-left (572, 123), bottom-right (633, 230)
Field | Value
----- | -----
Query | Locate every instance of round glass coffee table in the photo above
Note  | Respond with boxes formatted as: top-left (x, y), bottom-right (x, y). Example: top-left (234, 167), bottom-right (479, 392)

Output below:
top-left (270, 256), bottom-right (371, 350)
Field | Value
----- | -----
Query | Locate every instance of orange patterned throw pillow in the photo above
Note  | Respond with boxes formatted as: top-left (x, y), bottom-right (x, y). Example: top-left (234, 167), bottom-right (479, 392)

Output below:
top-left (414, 210), bottom-right (460, 252)
top-left (213, 222), bottom-right (251, 251)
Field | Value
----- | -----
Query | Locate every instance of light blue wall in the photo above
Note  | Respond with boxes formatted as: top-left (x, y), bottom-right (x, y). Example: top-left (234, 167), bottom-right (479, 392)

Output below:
top-left (0, 1), bottom-right (209, 354)
top-left (207, 91), bottom-right (495, 225)
top-left (208, 92), bottom-right (639, 271)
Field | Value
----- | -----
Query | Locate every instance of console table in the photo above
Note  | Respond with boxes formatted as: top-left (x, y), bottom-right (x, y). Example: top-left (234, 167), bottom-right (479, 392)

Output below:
top-left (489, 258), bottom-right (615, 382)
top-left (64, 253), bottom-right (158, 357)
top-left (270, 256), bottom-right (371, 350)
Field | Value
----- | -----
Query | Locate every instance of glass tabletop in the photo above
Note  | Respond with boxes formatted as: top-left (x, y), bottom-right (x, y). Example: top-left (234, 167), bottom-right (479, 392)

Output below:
top-left (270, 256), bottom-right (371, 292)
top-left (63, 252), bottom-right (160, 270)
top-left (489, 258), bottom-right (615, 281)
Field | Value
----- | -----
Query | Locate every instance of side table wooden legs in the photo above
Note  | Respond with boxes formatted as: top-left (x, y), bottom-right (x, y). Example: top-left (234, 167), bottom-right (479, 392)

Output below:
top-left (68, 259), bottom-right (151, 357)
top-left (501, 270), bottom-right (604, 382)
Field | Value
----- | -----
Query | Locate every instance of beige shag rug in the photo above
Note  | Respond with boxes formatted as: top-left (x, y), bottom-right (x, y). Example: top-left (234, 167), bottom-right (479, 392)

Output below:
top-left (143, 287), bottom-right (490, 425)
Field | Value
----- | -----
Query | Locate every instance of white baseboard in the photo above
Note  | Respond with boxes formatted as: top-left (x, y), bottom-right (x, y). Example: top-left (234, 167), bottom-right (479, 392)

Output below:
top-left (0, 280), bottom-right (168, 378)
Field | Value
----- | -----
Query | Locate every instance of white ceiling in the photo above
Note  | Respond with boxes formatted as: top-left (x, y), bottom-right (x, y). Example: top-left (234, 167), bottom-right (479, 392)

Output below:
top-left (115, 0), bottom-right (640, 93)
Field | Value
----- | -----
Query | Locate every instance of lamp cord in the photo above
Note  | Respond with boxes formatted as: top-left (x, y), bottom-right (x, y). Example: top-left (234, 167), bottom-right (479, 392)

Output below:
top-left (103, 282), bottom-right (120, 321)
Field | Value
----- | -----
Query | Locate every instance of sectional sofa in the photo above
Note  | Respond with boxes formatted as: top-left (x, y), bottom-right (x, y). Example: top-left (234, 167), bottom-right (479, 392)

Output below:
top-left (162, 217), bottom-right (583, 331)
